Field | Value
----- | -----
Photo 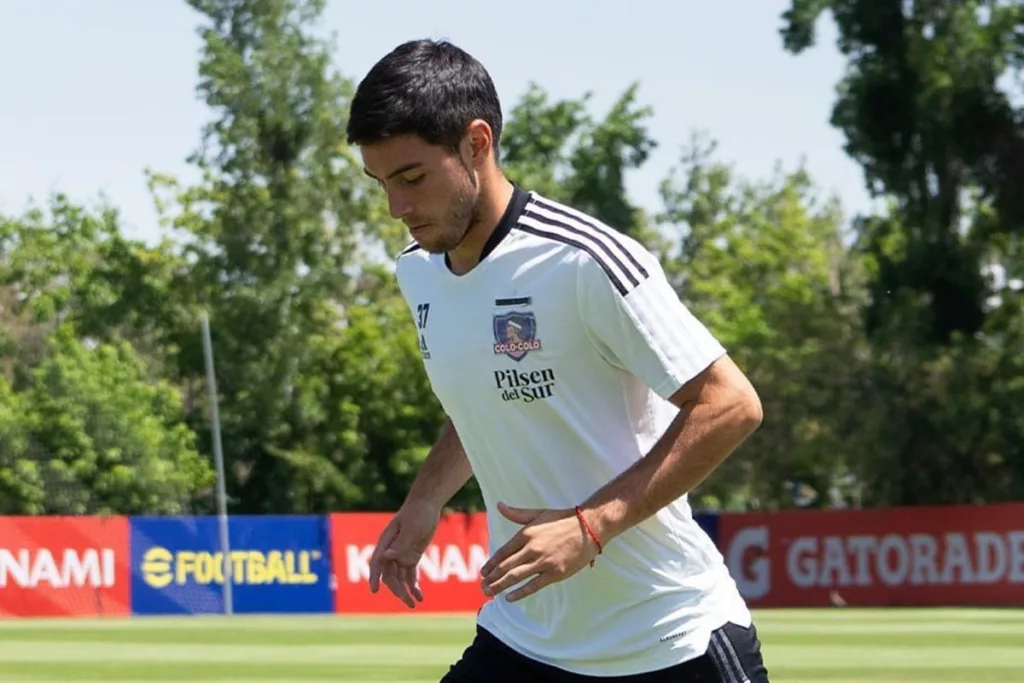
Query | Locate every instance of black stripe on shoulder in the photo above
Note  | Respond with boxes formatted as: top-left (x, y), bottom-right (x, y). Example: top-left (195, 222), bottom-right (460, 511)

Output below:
top-left (521, 208), bottom-right (643, 291)
top-left (397, 241), bottom-right (421, 259)
top-left (516, 224), bottom-right (630, 296)
top-left (529, 195), bottom-right (649, 279)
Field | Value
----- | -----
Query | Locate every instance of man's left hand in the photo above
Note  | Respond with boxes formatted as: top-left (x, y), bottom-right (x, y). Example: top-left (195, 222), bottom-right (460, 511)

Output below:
top-left (480, 501), bottom-right (601, 603)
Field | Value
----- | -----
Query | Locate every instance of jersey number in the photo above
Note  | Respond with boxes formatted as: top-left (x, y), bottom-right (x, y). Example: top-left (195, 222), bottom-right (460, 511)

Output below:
top-left (416, 303), bottom-right (430, 329)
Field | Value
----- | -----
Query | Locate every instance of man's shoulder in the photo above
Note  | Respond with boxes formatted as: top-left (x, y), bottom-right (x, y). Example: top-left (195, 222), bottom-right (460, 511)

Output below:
top-left (395, 240), bottom-right (430, 269)
top-left (396, 239), bottom-right (425, 262)
top-left (393, 241), bottom-right (433, 294)
top-left (516, 192), bottom-right (659, 297)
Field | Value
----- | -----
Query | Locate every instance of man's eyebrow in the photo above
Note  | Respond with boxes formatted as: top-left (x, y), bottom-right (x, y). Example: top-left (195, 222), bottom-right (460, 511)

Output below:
top-left (363, 162), bottom-right (424, 181)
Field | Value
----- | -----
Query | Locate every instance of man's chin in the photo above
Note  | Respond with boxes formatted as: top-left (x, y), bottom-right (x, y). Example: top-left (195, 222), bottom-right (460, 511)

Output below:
top-left (411, 233), bottom-right (460, 255)
top-left (412, 238), bottom-right (448, 255)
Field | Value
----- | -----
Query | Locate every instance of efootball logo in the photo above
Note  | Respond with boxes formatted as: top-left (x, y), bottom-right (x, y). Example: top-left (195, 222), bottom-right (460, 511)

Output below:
top-left (492, 311), bottom-right (542, 361)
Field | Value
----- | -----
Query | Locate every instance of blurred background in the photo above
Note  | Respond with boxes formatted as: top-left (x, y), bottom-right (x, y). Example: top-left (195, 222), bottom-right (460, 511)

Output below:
top-left (0, 1), bottom-right (1022, 681)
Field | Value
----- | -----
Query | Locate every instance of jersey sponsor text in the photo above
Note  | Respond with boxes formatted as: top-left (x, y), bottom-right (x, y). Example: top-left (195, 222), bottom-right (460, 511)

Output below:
top-left (494, 367), bottom-right (555, 403)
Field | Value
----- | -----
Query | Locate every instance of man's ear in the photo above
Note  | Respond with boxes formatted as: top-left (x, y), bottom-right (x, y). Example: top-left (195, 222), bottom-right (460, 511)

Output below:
top-left (463, 119), bottom-right (493, 164)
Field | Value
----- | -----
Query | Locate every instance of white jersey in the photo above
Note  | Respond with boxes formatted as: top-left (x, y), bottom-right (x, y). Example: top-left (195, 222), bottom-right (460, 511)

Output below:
top-left (395, 187), bottom-right (751, 677)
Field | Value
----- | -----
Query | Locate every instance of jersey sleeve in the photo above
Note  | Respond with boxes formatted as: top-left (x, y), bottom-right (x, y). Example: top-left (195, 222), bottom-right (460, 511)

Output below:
top-left (393, 255), bottom-right (416, 319)
top-left (576, 246), bottom-right (726, 401)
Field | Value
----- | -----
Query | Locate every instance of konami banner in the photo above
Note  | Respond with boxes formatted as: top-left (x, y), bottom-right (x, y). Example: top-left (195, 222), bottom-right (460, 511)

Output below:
top-left (718, 503), bottom-right (1024, 607)
top-left (330, 512), bottom-right (491, 613)
top-left (0, 516), bottom-right (131, 618)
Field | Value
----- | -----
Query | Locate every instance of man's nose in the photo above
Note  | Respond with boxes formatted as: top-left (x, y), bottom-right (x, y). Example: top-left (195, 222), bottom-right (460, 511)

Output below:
top-left (388, 192), bottom-right (413, 220)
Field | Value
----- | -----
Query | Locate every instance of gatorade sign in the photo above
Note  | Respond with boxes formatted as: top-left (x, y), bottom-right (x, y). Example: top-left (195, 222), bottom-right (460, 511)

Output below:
top-left (719, 503), bottom-right (1024, 607)
top-left (0, 516), bottom-right (130, 617)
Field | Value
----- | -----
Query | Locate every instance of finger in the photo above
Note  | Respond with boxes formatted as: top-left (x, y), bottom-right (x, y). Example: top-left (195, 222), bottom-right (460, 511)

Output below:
top-left (369, 521), bottom-right (400, 567)
top-left (482, 541), bottom-right (537, 585)
top-left (402, 564), bottom-right (423, 602)
top-left (483, 555), bottom-right (541, 598)
top-left (380, 558), bottom-right (400, 597)
top-left (383, 570), bottom-right (415, 609)
top-left (369, 551), bottom-right (387, 593)
top-left (381, 560), bottom-right (415, 609)
top-left (497, 501), bottom-right (545, 525)
top-left (482, 541), bottom-right (541, 595)
top-left (505, 571), bottom-right (553, 603)
top-left (480, 533), bottom-right (526, 578)
top-left (368, 523), bottom-right (400, 593)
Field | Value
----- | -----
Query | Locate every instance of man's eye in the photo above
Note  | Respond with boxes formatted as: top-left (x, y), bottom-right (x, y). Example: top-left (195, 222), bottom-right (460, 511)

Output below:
top-left (402, 174), bottom-right (425, 186)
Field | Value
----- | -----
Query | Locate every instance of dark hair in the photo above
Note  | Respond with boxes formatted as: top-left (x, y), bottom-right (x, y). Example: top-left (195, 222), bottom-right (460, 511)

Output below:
top-left (346, 39), bottom-right (503, 154)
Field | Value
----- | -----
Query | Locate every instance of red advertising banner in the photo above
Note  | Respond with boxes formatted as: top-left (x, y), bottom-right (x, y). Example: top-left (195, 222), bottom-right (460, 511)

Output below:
top-left (0, 516), bottom-right (131, 617)
top-left (719, 503), bottom-right (1024, 607)
top-left (329, 512), bottom-right (491, 613)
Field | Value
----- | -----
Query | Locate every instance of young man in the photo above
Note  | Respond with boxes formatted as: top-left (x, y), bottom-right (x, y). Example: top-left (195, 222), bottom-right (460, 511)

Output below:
top-left (347, 39), bottom-right (771, 683)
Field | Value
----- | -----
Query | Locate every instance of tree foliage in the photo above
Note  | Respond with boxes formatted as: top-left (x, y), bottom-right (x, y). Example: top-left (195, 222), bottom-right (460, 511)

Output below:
top-left (659, 134), bottom-right (868, 510)
top-left (502, 83), bottom-right (659, 244)
top-left (780, 0), bottom-right (1024, 505)
top-left (0, 325), bottom-right (211, 515)
top-left (149, 0), bottom-right (383, 513)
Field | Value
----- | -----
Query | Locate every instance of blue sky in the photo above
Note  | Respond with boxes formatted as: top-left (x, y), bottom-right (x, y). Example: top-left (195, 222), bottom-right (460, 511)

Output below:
top-left (0, 0), bottom-right (875, 245)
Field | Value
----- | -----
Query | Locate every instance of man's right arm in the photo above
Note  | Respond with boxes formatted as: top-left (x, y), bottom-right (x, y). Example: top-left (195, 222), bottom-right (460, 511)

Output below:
top-left (370, 417), bottom-right (473, 606)
top-left (402, 417), bottom-right (473, 512)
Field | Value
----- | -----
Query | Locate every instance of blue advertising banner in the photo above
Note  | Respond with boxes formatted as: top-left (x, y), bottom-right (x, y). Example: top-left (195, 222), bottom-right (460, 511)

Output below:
top-left (130, 515), bottom-right (333, 615)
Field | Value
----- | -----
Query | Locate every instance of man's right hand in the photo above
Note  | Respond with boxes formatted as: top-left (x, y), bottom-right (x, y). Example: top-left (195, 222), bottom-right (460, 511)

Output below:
top-left (367, 500), bottom-right (441, 608)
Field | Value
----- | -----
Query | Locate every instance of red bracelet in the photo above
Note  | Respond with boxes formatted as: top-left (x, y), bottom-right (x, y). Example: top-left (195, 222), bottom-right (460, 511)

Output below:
top-left (574, 505), bottom-right (602, 567)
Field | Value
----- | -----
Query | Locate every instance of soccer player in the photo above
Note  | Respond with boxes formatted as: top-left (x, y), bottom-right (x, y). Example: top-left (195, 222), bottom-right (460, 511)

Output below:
top-left (347, 39), bottom-right (771, 683)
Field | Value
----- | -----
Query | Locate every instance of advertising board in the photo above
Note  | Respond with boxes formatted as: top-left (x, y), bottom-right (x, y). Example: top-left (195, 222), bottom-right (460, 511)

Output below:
top-left (0, 516), bottom-right (130, 617)
top-left (330, 512), bottom-right (491, 613)
top-left (130, 515), bottom-right (333, 614)
top-left (719, 503), bottom-right (1024, 607)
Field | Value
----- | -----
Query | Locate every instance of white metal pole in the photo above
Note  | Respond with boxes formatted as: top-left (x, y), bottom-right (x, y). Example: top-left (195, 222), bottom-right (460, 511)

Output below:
top-left (201, 311), bottom-right (233, 616)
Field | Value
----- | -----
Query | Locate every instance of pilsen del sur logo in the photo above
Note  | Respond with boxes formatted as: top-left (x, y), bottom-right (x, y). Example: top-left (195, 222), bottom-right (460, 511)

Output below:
top-left (492, 311), bottom-right (542, 361)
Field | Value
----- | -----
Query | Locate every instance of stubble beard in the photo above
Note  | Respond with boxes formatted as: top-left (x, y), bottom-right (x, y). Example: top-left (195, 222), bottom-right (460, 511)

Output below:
top-left (423, 171), bottom-right (481, 255)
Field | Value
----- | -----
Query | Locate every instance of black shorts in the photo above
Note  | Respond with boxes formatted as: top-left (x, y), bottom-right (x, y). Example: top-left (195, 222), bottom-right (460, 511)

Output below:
top-left (439, 621), bottom-right (770, 682)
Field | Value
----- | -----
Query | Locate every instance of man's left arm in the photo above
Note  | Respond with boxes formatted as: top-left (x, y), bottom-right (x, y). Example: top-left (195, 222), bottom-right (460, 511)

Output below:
top-left (572, 247), bottom-right (763, 545)
top-left (580, 354), bottom-right (762, 545)
top-left (480, 249), bottom-right (762, 601)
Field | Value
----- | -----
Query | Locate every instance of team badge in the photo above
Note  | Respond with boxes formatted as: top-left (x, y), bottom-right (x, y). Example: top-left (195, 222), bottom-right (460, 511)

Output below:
top-left (493, 311), bottom-right (542, 361)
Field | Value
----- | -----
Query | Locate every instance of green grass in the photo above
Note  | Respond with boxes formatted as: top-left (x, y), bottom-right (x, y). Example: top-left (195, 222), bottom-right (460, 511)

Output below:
top-left (0, 608), bottom-right (1020, 681)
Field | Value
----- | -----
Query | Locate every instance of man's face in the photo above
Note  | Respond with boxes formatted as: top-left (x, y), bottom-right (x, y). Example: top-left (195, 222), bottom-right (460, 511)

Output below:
top-left (360, 133), bottom-right (481, 254)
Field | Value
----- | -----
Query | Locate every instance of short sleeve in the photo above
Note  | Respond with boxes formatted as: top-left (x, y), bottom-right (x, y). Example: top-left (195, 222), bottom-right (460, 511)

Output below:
top-left (576, 248), bottom-right (726, 401)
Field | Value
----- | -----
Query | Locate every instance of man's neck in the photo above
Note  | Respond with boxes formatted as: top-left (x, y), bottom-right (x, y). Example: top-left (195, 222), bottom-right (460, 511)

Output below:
top-left (446, 175), bottom-right (515, 276)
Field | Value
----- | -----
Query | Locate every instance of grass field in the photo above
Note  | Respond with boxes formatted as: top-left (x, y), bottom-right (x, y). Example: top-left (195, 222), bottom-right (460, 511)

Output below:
top-left (0, 608), bottom-right (1020, 682)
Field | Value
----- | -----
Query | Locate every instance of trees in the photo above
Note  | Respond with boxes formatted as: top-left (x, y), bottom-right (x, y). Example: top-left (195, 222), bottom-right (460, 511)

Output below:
top-left (658, 135), bottom-right (868, 510)
top-left (781, 0), bottom-right (1024, 505)
top-left (0, 325), bottom-right (211, 516)
top-left (0, 197), bottom-right (210, 514)
top-left (147, 0), bottom-right (380, 513)
top-left (502, 82), bottom-right (658, 243)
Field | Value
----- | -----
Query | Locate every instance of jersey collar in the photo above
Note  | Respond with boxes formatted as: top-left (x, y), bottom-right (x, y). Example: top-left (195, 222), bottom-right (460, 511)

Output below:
top-left (445, 185), bottom-right (530, 271)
